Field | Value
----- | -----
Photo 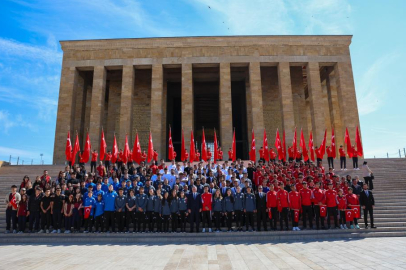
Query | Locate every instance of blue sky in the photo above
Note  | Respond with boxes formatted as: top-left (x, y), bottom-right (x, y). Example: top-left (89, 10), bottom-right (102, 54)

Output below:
top-left (0, 0), bottom-right (405, 164)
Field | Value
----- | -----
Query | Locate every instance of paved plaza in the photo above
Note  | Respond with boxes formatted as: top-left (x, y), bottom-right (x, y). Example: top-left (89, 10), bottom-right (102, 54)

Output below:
top-left (0, 237), bottom-right (405, 269)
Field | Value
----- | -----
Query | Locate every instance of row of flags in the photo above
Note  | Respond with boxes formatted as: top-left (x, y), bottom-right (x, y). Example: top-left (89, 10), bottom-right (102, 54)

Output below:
top-left (66, 130), bottom-right (154, 165)
top-left (66, 126), bottom-right (363, 164)
top-left (249, 126), bottom-right (363, 162)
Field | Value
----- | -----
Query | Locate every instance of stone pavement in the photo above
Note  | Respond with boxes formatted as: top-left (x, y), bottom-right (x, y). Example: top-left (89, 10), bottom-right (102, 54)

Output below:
top-left (1, 237), bottom-right (406, 270)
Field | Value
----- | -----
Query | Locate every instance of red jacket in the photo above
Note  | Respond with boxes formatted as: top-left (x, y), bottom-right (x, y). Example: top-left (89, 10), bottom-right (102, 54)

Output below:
top-left (312, 188), bottom-right (325, 204)
top-left (91, 152), bottom-right (98, 162)
top-left (339, 148), bottom-right (346, 157)
top-left (277, 189), bottom-right (289, 208)
top-left (259, 149), bottom-right (264, 159)
top-left (326, 148), bottom-right (333, 158)
top-left (201, 193), bottom-right (212, 211)
top-left (270, 149), bottom-right (276, 160)
top-left (105, 153), bottom-right (112, 161)
top-left (316, 148), bottom-right (324, 160)
top-left (266, 191), bottom-right (278, 208)
top-left (228, 150), bottom-right (233, 160)
top-left (288, 191), bottom-right (301, 210)
top-left (325, 189), bottom-right (337, 207)
top-left (337, 195), bottom-right (347, 210)
top-left (346, 194), bottom-right (359, 206)
top-left (300, 188), bottom-right (312, 206)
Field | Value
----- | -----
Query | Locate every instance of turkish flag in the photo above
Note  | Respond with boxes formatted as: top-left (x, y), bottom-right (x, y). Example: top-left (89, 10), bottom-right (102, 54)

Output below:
top-left (82, 132), bottom-right (91, 163)
top-left (112, 134), bottom-right (118, 164)
top-left (249, 129), bottom-right (256, 162)
top-left (132, 132), bottom-right (142, 164)
top-left (263, 129), bottom-right (269, 162)
top-left (309, 131), bottom-right (315, 162)
top-left (319, 129), bottom-right (327, 158)
top-left (201, 128), bottom-right (207, 161)
top-left (123, 135), bottom-right (130, 164)
top-left (275, 129), bottom-right (283, 161)
top-left (168, 127), bottom-right (175, 160)
top-left (232, 129), bottom-right (236, 161)
top-left (71, 133), bottom-right (80, 165)
top-left (190, 130), bottom-right (195, 163)
top-left (300, 128), bottom-right (308, 161)
top-left (320, 205), bottom-right (327, 217)
top-left (351, 205), bottom-right (361, 218)
top-left (355, 126), bottom-right (363, 156)
top-left (282, 130), bottom-right (287, 162)
top-left (84, 206), bottom-right (92, 219)
top-left (268, 209), bottom-right (272, 219)
top-left (147, 131), bottom-right (154, 163)
top-left (277, 202), bottom-right (282, 212)
top-left (331, 128), bottom-right (336, 159)
top-left (65, 131), bottom-right (72, 161)
top-left (292, 127), bottom-right (297, 155)
top-left (294, 210), bottom-right (300, 222)
top-left (213, 129), bottom-right (218, 162)
top-left (10, 193), bottom-right (17, 209)
top-left (181, 129), bottom-right (186, 162)
top-left (100, 129), bottom-right (107, 161)
top-left (344, 127), bottom-right (353, 158)
top-left (345, 209), bottom-right (354, 222)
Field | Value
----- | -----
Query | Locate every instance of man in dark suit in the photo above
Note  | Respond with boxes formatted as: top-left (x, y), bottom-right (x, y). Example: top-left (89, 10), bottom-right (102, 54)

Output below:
top-left (359, 183), bottom-right (376, 229)
top-left (256, 185), bottom-right (268, 231)
top-left (187, 185), bottom-right (202, 233)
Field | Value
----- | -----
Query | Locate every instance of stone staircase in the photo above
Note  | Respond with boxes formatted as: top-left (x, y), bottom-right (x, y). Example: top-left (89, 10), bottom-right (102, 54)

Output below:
top-left (0, 158), bottom-right (405, 243)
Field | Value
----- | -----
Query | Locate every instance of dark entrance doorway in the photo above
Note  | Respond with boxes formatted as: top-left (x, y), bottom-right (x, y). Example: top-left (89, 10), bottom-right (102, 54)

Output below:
top-left (166, 82), bottom-right (182, 161)
top-left (231, 81), bottom-right (248, 160)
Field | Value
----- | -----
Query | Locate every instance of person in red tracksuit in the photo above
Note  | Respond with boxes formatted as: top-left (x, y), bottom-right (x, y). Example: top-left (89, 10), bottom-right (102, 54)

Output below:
top-left (326, 146), bottom-right (334, 170)
top-left (346, 187), bottom-right (360, 229)
top-left (201, 186), bottom-right (212, 232)
top-left (351, 145), bottom-right (359, 170)
top-left (325, 183), bottom-right (339, 229)
top-left (277, 182), bottom-right (289, 231)
top-left (91, 150), bottom-right (98, 173)
top-left (337, 189), bottom-right (347, 229)
top-left (105, 151), bottom-right (112, 169)
top-left (259, 147), bottom-right (265, 162)
top-left (117, 149), bottom-right (123, 170)
top-left (339, 145), bottom-right (347, 170)
top-left (228, 148), bottom-right (233, 161)
top-left (269, 148), bottom-right (276, 163)
top-left (218, 147), bottom-right (223, 161)
top-left (266, 184), bottom-right (278, 231)
top-left (288, 185), bottom-right (301, 231)
top-left (312, 182), bottom-right (326, 230)
top-left (300, 182), bottom-right (313, 230)
top-left (288, 146), bottom-right (294, 162)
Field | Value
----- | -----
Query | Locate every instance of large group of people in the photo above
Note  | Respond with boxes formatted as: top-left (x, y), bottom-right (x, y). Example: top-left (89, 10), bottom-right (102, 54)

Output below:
top-left (5, 154), bottom-right (376, 235)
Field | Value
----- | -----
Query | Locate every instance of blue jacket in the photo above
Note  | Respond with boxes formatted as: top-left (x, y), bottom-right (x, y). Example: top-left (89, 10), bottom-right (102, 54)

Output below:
top-left (103, 191), bottom-right (118, 211)
top-left (161, 200), bottom-right (171, 215)
top-left (125, 196), bottom-right (137, 211)
top-left (244, 193), bottom-right (256, 212)
top-left (136, 193), bottom-right (148, 212)
top-left (94, 200), bottom-right (105, 217)
top-left (234, 192), bottom-right (245, 211)
top-left (146, 195), bottom-right (155, 212)
top-left (94, 189), bottom-right (105, 199)
top-left (212, 197), bottom-right (223, 212)
top-left (153, 196), bottom-right (162, 213)
top-left (223, 196), bottom-right (234, 212)
top-left (83, 196), bottom-right (96, 216)
top-left (101, 184), bottom-right (109, 193)
top-left (170, 198), bottom-right (179, 213)
top-left (178, 197), bottom-right (187, 211)
top-left (115, 195), bottom-right (126, 211)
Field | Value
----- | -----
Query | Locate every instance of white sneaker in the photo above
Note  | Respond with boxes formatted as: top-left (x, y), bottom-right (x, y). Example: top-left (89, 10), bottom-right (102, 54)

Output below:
top-left (38, 230), bottom-right (44, 233)
top-left (57, 229), bottom-right (61, 233)
top-left (340, 225), bottom-right (344, 229)
top-left (209, 228), bottom-right (212, 233)
top-left (296, 227), bottom-right (301, 231)
top-left (202, 228), bottom-right (206, 233)
top-left (344, 225), bottom-right (348, 229)
top-left (292, 227), bottom-right (296, 231)
top-left (46, 230), bottom-right (49, 233)
top-left (51, 230), bottom-right (57, 233)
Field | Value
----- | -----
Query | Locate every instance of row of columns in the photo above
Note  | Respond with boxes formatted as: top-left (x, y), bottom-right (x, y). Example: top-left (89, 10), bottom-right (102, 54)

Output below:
top-left (54, 61), bottom-right (359, 164)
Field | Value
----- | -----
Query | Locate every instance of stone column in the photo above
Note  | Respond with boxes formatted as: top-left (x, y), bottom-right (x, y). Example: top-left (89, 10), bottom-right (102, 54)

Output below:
top-left (306, 62), bottom-right (325, 144)
top-left (326, 70), bottom-right (344, 157)
top-left (277, 62), bottom-right (295, 144)
top-left (249, 62), bottom-right (264, 158)
top-left (150, 64), bottom-right (164, 159)
top-left (53, 66), bottom-right (79, 164)
top-left (118, 65), bottom-right (135, 148)
top-left (182, 63), bottom-right (193, 149)
top-left (219, 63), bottom-right (232, 153)
top-left (89, 66), bottom-right (107, 155)
top-left (335, 61), bottom-right (361, 143)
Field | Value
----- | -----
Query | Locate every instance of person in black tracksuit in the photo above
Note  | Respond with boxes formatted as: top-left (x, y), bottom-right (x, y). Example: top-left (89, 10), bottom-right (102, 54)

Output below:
top-left (244, 186), bottom-right (256, 232)
top-left (28, 188), bottom-right (43, 232)
top-left (233, 186), bottom-right (245, 232)
top-left (223, 189), bottom-right (234, 232)
top-left (255, 186), bottom-right (268, 231)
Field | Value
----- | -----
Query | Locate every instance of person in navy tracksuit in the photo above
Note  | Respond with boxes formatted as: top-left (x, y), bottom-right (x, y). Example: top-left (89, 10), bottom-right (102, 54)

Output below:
top-left (136, 187), bottom-right (148, 233)
top-left (223, 189), bottom-right (234, 232)
top-left (161, 192), bottom-right (171, 233)
top-left (153, 189), bottom-right (163, 233)
top-left (178, 191), bottom-right (188, 233)
top-left (170, 190), bottom-right (179, 233)
top-left (146, 189), bottom-right (155, 233)
top-left (83, 191), bottom-right (96, 233)
top-left (234, 186), bottom-right (245, 232)
top-left (94, 193), bottom-right (105, 233)
top-left (115, 188), bottom-right (126, 233)
top-left (212, 189), bottom-right (223, 232)
top-left (244, 186), bottom-right (256, 232)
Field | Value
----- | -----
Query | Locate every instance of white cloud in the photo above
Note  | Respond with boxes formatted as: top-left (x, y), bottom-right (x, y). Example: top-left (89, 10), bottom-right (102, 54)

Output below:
top-left (0, 110), bottom-right (38, 133)
top-left (0, 38), bottom-right (62, 64)
top-left (356, 53), bottom-right (399, 115)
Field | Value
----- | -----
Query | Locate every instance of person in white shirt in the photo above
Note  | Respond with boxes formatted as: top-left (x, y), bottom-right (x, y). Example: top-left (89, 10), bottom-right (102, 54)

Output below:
top-left (362, 161), bottom-right (374, 190)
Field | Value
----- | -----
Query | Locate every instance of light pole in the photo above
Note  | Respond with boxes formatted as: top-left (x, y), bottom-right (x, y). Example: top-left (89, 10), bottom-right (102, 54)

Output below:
top-left (40, 153), bottom-right (43, 165)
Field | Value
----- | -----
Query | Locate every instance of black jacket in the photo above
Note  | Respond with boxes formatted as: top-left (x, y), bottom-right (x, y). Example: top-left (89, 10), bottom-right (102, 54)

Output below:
top-left (359, 190), bottom-right (375, 207)
top-left (255, 192), bottom-right (267, 211)
top-left (28, 193), bottom-right (43, 212)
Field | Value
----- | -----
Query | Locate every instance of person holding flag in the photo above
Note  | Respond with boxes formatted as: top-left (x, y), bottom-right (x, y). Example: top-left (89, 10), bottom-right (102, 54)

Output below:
top-left (346, 187), bottom-right (360, 229)
top-left (83, 190), bottom-right (96, 233)
top-left (263, 129), bottom-right (270, 163)
top-left (91, 150), bottom-right (98, 173)
top-left (228, 147), bottom-right (233, 161)
top-left (339, 145), bottom-right (347, 170)
top-left (288, 184), bottom-right (301, 231)
top-left (5, 185), bottom-right (21, 233)
top-left (168, 127), bottom-right (175, 161)
top-left (326, 146), bottom-right (334, 170)
top-left (65, 131), bottom-right (72, 166)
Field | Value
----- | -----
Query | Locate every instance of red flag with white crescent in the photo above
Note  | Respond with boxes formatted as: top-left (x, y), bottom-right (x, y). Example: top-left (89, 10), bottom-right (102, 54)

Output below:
top-left (355, 126), bottom-right (363, 156)
top-left (10, 193), bottom-right (17, 209)
top-left (300, 128), bottom-right (308, 161)
top-left (147, 131), bottom-right (154, 163)
top-left (168, 127), bottom-right (175, 160)
top-left (249, 129), bottom-right (256, 162)
top-left (232, 129), bottom-right (236, 162)
top-left (71, 133), bottom-right (80, 165)
top-left (331, 128), bottom-right (336, 159)
top-left (292, 127), bottom-right (297, 155)
top-left (132, 132), bottom-right (142, 164)
top-left (268, 209), bottom-right (272, 219)
top-left (84, 206), bottom-right (91, 219)
top-left (190, 130), bottom-right (195, 163)
top-left (345, 209), bottom-right (354, 222)
top-left (100, 129), bottom-right (107, 161)
top-left (320, 205), bottom-right (327, 217)
top-left (294, 210), bottom-right (300, 222)
top-left (282, 130), bottom-right (287, 162)
top-left (181, 129), bottom-right (186, 162)
top-left (112, 135), bottom-right (118, 164)
top-left (309, 131), bottom-right (315, 162)
top-left (345, 127), bottom-right (353, 158)
top-left (213, 129), bottom-right (218, 162)
top-left (351, 205), bottom-right (361, 218)
top-left (201, 128), bottom-right (207, 161)
top-left (263, 129), bottom-right (269, 162)
top-left (275, 129), bottom-right (283, 161)
top-left (123, 135), bottom-right (130, 164)
top-left (65, 131), bottom-right (72, 161)
top-left (82, 132), bottom-right (91, 163)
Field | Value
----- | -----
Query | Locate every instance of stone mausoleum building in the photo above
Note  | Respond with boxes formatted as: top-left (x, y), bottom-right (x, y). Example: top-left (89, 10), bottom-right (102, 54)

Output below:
top-left (53, 35), bottom-right (361, 164)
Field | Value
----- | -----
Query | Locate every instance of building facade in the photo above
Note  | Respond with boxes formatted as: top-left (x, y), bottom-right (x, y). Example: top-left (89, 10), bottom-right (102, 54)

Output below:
top-left (53, 35), bottom-right (360, 164)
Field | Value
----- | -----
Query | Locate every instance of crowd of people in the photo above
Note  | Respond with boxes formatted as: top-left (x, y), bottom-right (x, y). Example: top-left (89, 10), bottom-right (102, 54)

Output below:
top-left (5, 153), bottom-right (376, 235)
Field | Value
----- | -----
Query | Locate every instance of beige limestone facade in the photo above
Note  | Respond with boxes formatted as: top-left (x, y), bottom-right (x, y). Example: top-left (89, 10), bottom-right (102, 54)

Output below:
top-left (53, 35), bottom-right (361, 164)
